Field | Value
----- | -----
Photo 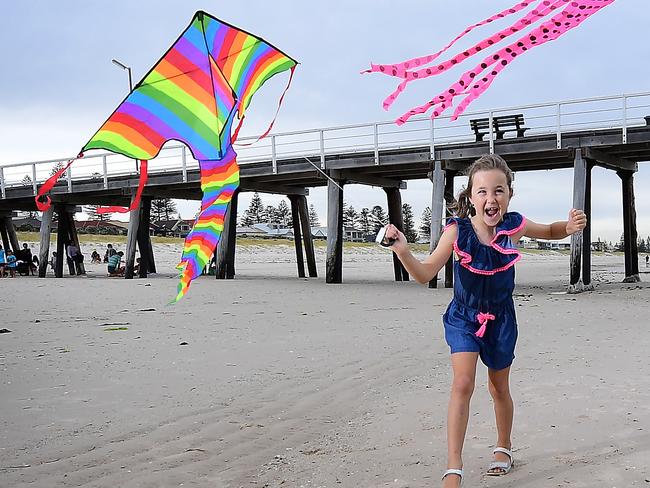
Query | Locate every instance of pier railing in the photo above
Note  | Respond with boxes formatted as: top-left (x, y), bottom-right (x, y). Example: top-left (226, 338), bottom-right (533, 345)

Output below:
top-left (2, 91), bottom-right (649, 198)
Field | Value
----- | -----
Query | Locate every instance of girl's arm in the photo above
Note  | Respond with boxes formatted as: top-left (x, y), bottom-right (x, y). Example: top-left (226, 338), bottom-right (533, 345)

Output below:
top-left (515, 208), bottom-right (587, 241)
top-left (384, 223), bottom-right (455, 284)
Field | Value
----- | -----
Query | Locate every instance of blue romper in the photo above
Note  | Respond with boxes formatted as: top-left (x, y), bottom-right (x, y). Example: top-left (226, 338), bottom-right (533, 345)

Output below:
top-left (442, 212), bottom-right (526, 370)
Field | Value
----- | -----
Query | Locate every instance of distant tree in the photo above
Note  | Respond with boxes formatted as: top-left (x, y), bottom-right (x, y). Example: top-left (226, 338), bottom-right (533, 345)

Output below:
top-left (420, 206), bottom-right (432, 241)
top-left (370, 205), bottom-right (388, 232)
top-left (50, 161), bottom-right (65, 177)
top-left (265, 204), bottom-right (281, 224)
top-left (21, 174), bottom-right (33, 187)
top-left (639, 237), bottom-right (647, 253)
top-left (617, 233), bottom-right (625, 252)
top-left (84, 205), bottom-right (111, 221)
top-left (402, 203), bottom-right (418, 243)
top-left (308, 204), bottom-right (320, 227)
top-left (647, 236), bottom-right (650, 252)
top-left (343, 203), bottom-right (357, 228)
top-left (241, 192), bottom-right (265, 225)
top-left (356, 207), bottom-right (372, 234)
top-left (276, 199), bottom-right (291, 227)
top-left (151, 198), bottom-right (177, 221)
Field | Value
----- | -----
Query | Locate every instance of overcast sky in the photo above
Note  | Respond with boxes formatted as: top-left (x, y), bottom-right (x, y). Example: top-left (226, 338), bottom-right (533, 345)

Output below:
top-left (1, 1), bottom-right (649, 243)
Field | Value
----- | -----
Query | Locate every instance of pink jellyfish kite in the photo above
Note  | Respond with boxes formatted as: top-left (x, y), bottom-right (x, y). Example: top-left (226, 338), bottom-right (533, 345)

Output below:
top-left (364, 0), bottom-right (617, 124)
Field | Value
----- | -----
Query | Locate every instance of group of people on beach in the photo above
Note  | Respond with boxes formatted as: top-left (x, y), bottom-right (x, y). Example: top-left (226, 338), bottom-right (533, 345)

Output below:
top-left (70, 243), bottom-right (126, 276)
top-left (382, 154), bottom-right (587, 486)
top-left (0, 243), bottom-right (38, 278)
top-left (0, 241), bottom-right (130, 278)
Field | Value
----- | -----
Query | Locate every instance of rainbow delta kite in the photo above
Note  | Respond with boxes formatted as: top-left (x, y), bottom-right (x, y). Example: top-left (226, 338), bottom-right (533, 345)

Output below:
top-left (365, 0), bottom-right (616, 123)
top-left (36, 11), bottom-right (297, 301)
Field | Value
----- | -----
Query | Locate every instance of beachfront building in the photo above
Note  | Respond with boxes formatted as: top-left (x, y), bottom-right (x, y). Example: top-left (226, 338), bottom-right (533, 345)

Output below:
top-left (311, 227), bottom-right (327, 239)
top-left (537, 240), bottom-right (572, 251)
top-left (344, 226), bottom-right (364, 242)
top-left (75, 220), bottom-right (128, 236)
top-left (151, 218), bottom-right (194, 238)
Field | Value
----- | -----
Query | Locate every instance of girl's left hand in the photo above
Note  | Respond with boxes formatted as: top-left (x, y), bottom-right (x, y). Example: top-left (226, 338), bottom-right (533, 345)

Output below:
top-left (566, 208), bottom-right (587, 235)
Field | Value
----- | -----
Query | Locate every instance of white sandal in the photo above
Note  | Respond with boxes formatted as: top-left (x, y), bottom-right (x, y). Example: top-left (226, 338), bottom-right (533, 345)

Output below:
top-left (442, 468), bottom-right (463, 486)
top-left (486, 447), bottom-right (514, 476)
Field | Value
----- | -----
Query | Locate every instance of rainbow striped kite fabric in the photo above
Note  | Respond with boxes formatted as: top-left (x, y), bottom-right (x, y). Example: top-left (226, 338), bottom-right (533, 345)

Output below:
top-left (77, 11), bottom-right (297, 300)
top-left (84, 11), bottom-right (296, 162)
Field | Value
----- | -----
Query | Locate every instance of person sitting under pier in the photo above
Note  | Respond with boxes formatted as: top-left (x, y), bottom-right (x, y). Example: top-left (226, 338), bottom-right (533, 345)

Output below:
top-left (0, 244), bottom-right (6, 278)
top-left (107, 251), bottom-right (125, 277)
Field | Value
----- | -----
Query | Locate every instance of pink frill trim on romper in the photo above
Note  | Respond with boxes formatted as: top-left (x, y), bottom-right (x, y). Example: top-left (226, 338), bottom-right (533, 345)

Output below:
top-left (444, 215), bottom-right (527, 337)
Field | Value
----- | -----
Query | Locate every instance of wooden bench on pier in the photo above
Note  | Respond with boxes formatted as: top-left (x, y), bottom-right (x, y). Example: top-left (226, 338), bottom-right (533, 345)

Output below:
top-left (469, 114), bottom-right (528, 141)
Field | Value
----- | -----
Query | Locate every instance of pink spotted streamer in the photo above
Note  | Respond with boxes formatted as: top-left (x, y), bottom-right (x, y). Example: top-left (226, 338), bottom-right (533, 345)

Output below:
top-left (365, 0), bottom-right (616, 124)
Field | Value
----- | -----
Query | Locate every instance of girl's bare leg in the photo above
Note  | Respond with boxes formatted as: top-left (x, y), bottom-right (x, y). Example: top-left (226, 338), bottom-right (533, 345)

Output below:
top-left (443, 352), bottom-right (479, 488)
top-left (487, 366), bottom-right (513, 473)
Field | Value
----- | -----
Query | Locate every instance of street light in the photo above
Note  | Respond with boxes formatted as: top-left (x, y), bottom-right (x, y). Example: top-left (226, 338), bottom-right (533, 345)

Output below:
top-left (111, 58), bottom-right (133, 91)
top-left (111, 58), bottom-right (137, 171)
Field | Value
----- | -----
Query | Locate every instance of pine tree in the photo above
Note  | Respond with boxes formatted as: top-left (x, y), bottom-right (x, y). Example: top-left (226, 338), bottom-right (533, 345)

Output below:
top-left (241, 192), bottom-right (265, 225)
top-left (420, 206), bottom-right (432, 241)
top-left (343, 203), bottom-right (357, 228)
top-left (85, 205), bottom-right (112, 221)
top-left (617, 233), bottom-right (625, 252)
top-left (356, 207), bottom-right (372, 234)
top-left (151, 198), bottom-right (178, 221)
top-left (639, 237), bottom-right (647, 253)
top-left (308, 204), bottom-right (320, 227)
top-left (402, 203), bottom-right (418, 243)
top-left (370, 205), bottom-right (388, 232)
top-left (50, 161), bottom-right (65, 177)
top-left (276, 200), bottom-right (291, 227)
top-left (265, 205), bottom-right (279, 224)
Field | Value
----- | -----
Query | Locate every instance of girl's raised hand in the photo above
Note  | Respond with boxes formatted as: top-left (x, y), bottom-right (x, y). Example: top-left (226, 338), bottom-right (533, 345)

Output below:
top-left (384, 224), bottom-right (408, 254)
top-left (566, 208), bottom-right (587, 235)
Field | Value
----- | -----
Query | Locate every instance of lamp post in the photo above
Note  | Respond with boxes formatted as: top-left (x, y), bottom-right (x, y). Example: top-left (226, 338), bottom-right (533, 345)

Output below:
top-left (111, 59), bottom-right (137, 171)
top-left (111, 58), bottom-right (133, 91)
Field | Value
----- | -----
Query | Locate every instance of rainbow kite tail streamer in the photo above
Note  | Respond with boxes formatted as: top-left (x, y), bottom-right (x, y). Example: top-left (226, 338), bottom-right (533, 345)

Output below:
top-left (174, 147), bottom-right (240, 302)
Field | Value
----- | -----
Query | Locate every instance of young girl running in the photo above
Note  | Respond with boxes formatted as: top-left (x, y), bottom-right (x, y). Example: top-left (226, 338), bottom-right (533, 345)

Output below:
top-left (382, 154), bottom-right (586, 487)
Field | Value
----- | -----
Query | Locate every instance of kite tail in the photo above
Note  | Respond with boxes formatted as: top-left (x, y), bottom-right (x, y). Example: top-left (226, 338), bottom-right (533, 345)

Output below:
top-left (35, 153), bottom-right (84, 211)
top-left (173, 147), bottom-right (240, 302)
top-left (97, 160), bottom-right (149, 214)
top-left (364, 0), bottom-right (535, 78)
top-left (395, 0), bottom-right (614, 125)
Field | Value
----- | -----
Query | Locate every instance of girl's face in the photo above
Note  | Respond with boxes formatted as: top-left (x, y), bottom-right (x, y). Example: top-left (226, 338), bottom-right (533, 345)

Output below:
top-left (469, 169), bottom-right (512, 227)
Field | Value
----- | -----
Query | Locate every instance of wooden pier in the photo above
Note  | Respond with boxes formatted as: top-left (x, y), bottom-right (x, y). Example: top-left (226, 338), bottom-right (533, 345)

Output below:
top-left (1, 92), bottom-right (649, 289)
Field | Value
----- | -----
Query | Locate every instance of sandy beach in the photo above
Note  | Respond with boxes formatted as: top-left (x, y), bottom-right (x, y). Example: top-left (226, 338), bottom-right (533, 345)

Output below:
top-left (1, 243), bottom-right (649, 487)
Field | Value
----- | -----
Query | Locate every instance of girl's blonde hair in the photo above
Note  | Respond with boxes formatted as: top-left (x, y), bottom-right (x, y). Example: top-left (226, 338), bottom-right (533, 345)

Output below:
top-left (450, 154), bottom-right (514, 218)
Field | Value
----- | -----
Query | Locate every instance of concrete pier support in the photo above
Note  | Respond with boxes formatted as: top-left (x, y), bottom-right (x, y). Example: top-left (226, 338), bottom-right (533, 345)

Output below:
top-left (326, 178), bottom-right (344, 284)
top-left (429, 160), bottom-right (445, 288)
top-left (385, 187), bottom-right (409, 281)
top-left (568, 149), bottom-right (592, 292)
top-left (619, 169), bottom-right (640, 283)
